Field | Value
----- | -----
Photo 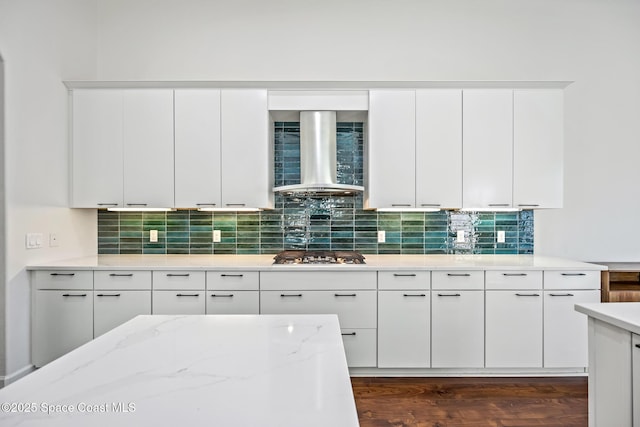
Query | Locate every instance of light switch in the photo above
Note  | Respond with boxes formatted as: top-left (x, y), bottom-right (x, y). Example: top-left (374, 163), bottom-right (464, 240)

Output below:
top-left (213, 230), bottom-right (221, 243)
top-left (497, 230), bottom-right (506, 243)
top-left (456, 230), bottom-right (465, 243)
top-left (150, 230), bottom-right (158, 243)
top-left (26, 233), bottom-right (44, 249)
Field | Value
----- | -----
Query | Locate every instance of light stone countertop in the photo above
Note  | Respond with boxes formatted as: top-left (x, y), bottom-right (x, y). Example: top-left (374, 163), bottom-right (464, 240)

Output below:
top-left (26, 254), bottom-right (607, 271)
top-left (0, 314), bottom-right (358, 427)
top-left (575, 302), bottom-right (640, 335)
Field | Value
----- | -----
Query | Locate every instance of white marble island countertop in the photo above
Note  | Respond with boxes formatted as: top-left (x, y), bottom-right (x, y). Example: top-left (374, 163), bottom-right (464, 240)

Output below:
top-left (26, 254), bottom-right (607, 271)
top-left (575, 302), bottom-right (640, 335)
top-left (0, 315), bottom-right (359, 427)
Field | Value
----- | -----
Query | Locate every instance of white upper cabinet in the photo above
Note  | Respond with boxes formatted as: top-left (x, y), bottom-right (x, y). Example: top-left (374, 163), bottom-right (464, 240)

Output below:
top-left (71, 89), bottom-right (124, 208)
top-left (415, 90), bottom-right (462, 209)
top-left (513, 89), bottom-right (564, 208)
top-left (462, 90), bottom-right (514, 209)
top-left (123, 89), bottom-right (175, 208)
top-left (174, 89), bottom-right (222, 208)
top-left (367, 90), bottom-right (416, 209)
top-left (221, 89), bottom-right (272, 209)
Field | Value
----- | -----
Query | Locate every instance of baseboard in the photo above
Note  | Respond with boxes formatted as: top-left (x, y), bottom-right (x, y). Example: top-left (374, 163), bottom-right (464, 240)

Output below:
top-left (0, 364), bottom-right (35, 387)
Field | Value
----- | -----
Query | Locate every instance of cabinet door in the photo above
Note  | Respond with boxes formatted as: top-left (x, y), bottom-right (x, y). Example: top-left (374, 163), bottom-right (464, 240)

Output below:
top-left (513, 90), bottom-right (563, 209)
top-left (341, 328), bottom-right (377, 368)
top-left (462, 90), bottom-right (513, 209)
top-left (152, 290), bottom-right (205, 315)
top-left (174, 89), bottom-right (222, 208)
top-left (486, 291), bottom-right (542, 367)
top-left (33, 290), bottom-right (93, 367)
top-left (207, 291), bottom-right (259, 315)
top-left (94, 290), bottom-right (151, 337)
top-left (544, 290), bottom-right (600, 368)
top-left (633, 333), bottom-right (640, 427)
top-left (220, 89), bottom-right (271, 209)
top-left (378, 290), bottom-right (430, 368)
top-left (431, 290), bottom-right (484, 368)
top-left (415, 89), bottom-right (462, 209)
top-left (123, 89), bottom-right (174, 208)
top-left (71, 89), bottom-right (123, 208)
top-left (367, 90), bottom-right (416, 209)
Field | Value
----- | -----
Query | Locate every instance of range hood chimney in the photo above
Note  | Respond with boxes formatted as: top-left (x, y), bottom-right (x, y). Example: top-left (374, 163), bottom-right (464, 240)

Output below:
top-left (273, 111), bottom-right (364, 196)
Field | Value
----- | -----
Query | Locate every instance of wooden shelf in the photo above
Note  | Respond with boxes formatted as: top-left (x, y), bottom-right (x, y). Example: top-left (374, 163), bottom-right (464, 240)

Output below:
top-left (602, 270), bottom-right (640, 302)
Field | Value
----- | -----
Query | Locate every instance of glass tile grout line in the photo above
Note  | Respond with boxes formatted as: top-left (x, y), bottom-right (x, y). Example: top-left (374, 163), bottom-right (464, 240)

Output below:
top-left (97, 121), bottom-right (534, 255)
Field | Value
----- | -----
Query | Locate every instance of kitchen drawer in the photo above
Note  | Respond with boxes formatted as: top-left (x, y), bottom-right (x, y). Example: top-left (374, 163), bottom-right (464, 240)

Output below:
top-left (33, 270), bottom-right (93, 290)
top-left (206, 271), bottom-right (259, 290)
top-left (260, 271), bottom-right (376, 291)
top-left (432, 270), bottom-right (484, 290)
top-left (206, 290), bottom-right (259, 315)
top-left (544, 270), bottom-right (600, 290)
top-left (94, 271), bottom-right (151, 290)
top-left (152, 290), bottom-right (205, 314)
top-left (260, 290), bottom-right (377, 329)
top-left (152, 271), bottom-right (205, 290)
top-left (341, 328), bottom-right (377, 368)
top-left (378, 271), bottom-right (430, 290)
top-left (485, 270), bottom-right (542, 290)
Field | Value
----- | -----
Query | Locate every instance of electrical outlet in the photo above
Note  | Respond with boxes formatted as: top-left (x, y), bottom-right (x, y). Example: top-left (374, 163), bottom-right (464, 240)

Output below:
top-left (49, 233), bottom-right (59, 247)
top-left (497, 230), bottom-right (506, 243)
top-left (150, 229), bottom-right (158, 243)
top-left (456, 230), bottom-right (466, 243)
top-left (213, 229), bottom-right (222, 243)
top-left (377, 230), bottom-right (386, 243)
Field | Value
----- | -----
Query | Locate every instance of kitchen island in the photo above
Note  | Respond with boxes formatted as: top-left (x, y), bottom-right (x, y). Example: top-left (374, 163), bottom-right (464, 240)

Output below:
top-left (575, 303), bottom-right (640, 427)
top-left (0, 314), bottom-right (359, 427)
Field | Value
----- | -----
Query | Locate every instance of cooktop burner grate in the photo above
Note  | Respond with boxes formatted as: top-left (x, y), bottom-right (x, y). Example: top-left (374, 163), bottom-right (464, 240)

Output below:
top-left (273, 250), bottom-right (366, 265)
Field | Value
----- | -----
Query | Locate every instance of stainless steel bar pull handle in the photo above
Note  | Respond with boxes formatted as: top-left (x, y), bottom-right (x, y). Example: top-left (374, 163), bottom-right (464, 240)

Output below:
top-left (126, 203), bottom-right (148, 206)
top-left (280, 294), bottom-right (303, 297)
top-left (97, 203), bottom-right (119, 206)
top-left (341, 332), bottom-right (357, 336)
top-left (176, 293), bottom-right (199, 297)
top-left (391, 203), bottom-right (412, 207)
top-left (211, 294), bottom-right (234, 298)
top-left (447, 273), bottom-right (471, 277)
top-left (561, 273), bottom-right (586, 276)
top-left (420, 203), bottom-right (441, 207)
top-left (503, 273), bottom-right (527, 276)
top-left (196, 203), bottom-right (217, 206)
top-left (62, 293), bottom-right (87, 297)
top-left (394, 273), bottom-right (417, 277)
top-left (109, 273), bottom-right (133, 277)
top-left (437, 293), bottom-right (461, 297)
top-left (221, 274), bottom-right (244, 277)
top-left (334, 293), bottom-right (357, 297)
top-left (403, 294), bottom-right (426, 297)
top-left (518, 204), bottom-right (540, 207)
top-left (225, 203), bottom-right (246, 207)
top-left (515, 293), bottom-right (540, 297)
top-left (50, 273), bottom-right (75, 276)
top-left (488, 203), bottom-right (510, 207)
top-left (96, 293), bottom-right (121, 297)
top-left (549, 293), bottom-right (574, 297)
top-left (166, 274), bottom-right (190, 277)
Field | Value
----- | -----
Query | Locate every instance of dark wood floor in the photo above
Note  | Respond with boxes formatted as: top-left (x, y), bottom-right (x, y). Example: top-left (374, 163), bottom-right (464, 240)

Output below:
top-left (351, 377), bottom-right (588, 427)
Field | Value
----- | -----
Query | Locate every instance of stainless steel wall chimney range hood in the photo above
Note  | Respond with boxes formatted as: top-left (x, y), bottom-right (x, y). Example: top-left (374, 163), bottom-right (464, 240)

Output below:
top-left (273, 111), bottom-right (364, 196)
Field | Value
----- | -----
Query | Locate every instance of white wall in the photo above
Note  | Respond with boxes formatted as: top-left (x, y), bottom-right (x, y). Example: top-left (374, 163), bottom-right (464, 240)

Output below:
top-left (0, 0), bottom-right (98, 381)
top-left (94, 0), bottom-right (640, 261)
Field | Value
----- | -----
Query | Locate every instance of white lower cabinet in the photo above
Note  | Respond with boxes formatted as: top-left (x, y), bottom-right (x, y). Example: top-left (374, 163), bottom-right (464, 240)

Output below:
top-left (341, 329), bottom-right (377, 368)
top-left (431, 290), bottom-right (484, 368)
top-left (33, 290), bottom-right (93, 367)
top-left (485, 291), bottom-right (542, 367)
top-left (94, 291), bottom-right (152, 337)
top-left (378, 290), bottom-right (430, 368)
top-left (207, 291), bottom-right (259, 315)
top-left (633, 333), bottom-right (640, 427)
top-left (152, 271), bottom-right (206, 315)
top-left (544, 289), bottom-right (600, 367)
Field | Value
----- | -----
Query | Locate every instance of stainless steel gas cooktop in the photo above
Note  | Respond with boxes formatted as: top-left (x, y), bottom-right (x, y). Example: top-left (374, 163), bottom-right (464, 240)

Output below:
top-left (273, 250), bottom-right (366, 265)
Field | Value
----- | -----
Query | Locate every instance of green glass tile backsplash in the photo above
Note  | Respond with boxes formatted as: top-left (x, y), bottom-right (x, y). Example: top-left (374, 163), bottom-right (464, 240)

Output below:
top-left (97, 122), bottom-right (534, 255)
